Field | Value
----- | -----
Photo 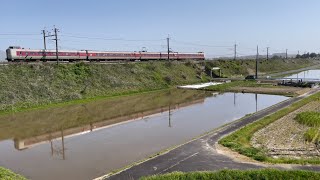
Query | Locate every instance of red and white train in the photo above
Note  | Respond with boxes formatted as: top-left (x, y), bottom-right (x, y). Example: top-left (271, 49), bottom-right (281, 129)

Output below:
top-left (6, 46), bottom-right (205, 62)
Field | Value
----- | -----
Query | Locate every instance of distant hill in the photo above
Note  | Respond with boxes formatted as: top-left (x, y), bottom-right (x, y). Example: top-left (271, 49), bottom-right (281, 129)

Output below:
top-left (0, 50), bottom-right (6, 61)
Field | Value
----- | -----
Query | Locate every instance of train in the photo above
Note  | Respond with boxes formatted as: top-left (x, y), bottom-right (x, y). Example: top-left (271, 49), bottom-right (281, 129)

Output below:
top-left (6, 46), bottom-right (205, 62)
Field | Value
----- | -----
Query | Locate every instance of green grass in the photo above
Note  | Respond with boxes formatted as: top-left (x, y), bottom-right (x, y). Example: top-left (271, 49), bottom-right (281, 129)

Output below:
top-left (295, 111), bottom-right (320, 127)
top-left (203, 80), bottom-right (275, 92)
top-left (202, 80), bottom-right (295, 96)
top-left (304, 128), bottom-right (320, 143)
top-left (0, 167), bottom-right (27, 180)
top-left (205, 58), bottom-right (320, 78)
top-left (141, 169), bottom-right (320, 180)
top-left (0, 59), bottom-right (317, 113)
top-left (295, 111), bottom-right (320, 143)
top-left (219, 92), bottom-right (320, 164)
top-left (0, 61), bottom-right (209, 113)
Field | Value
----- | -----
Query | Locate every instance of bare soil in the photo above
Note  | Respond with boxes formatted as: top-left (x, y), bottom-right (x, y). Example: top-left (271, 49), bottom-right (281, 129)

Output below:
top-left (251, 101), bottom-right (320, 159)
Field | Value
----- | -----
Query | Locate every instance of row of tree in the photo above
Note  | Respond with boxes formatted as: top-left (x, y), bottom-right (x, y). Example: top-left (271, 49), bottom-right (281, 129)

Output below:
top-left (296, 53), bottom-right (320, 59)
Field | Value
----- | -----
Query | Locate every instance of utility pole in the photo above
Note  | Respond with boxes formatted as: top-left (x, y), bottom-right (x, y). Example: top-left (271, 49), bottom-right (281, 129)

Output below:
top-left (266, 47), bottom-right (269, 60)
top-left (167, 35), bottom-right (170, 61)
top-left (286, 49), bottom-right (288, 59)
top-left (42, 30), bottom-right (47, 50)
top-left (234, 44), bottom-right (237, 60)
top-left (53, 27), bottom-right (59, 64)
top-left (168, 105), bottom-right (172, 128)
top-left (256, 45), bottom-right (259, 79)
top-left (46, 26), bottom-right (60, 64)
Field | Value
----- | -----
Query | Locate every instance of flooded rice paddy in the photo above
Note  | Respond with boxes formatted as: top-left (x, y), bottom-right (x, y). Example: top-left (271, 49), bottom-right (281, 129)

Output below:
top-left (284, 69), bottom-right (320, 80)
top-left (0, 89), bottom-right (289, 180)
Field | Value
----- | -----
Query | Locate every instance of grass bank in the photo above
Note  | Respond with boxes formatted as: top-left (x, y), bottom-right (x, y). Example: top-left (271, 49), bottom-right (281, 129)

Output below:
top-left (0, 61), bottom-right (209, 112)
top-left (205, 58), bottom-right (319, 78)
top-left (219, 91), bottom-right (320, 164)
top-left (0, 58), bottom-right (318, 113)
top-left (141, 169), bottom-right (320, 180)
top-left (203, 80), bottom-right (274, 91)
top-left (202, 80), bottom-right (298, 96)
top-left (0, 167), bottom-right (26, 180)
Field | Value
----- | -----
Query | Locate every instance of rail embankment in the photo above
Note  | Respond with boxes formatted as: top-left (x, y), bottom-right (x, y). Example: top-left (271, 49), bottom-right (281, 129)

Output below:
top-left (0, 61), bottom-right (208, 112)
top-left (205, 58), bottom-right (320, 78)
top-left (0, 58), bottom-right (318, 113)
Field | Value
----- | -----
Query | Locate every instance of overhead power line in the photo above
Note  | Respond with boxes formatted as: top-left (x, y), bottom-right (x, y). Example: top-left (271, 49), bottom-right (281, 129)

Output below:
top-left (171, 39), bottom-right (233, 48)
top-left (0, 33), bottom-right (40, 36)
top-left (60, 34), bottom-right (164, 42)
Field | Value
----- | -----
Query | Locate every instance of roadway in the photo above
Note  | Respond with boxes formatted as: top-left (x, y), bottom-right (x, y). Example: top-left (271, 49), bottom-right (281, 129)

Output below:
top-left (105, 88), bottom-right (320, 180)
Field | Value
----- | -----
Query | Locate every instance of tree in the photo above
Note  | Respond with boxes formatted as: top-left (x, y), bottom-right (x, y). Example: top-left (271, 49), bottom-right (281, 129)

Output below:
top-left (310, 52), bottom-right (317, 58)
top-left (301, 53), bottom-right (310, 59)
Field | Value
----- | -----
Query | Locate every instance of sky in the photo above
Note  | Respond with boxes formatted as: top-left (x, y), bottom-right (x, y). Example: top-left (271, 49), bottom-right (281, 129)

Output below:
top-left (1, 0), bottom-right (320, 57)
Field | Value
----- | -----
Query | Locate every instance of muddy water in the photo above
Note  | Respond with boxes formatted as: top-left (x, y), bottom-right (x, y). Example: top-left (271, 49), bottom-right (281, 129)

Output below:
top-left (285, 69), bottom-right (320, 80)
top-left (0, 89), bottom-right (289, 180)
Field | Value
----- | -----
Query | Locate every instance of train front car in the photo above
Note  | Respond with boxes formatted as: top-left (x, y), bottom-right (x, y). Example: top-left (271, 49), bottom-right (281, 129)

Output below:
top-left (6, 47), bottom-right (47, 62)
top-left (6, 46), bottom-right (21, 61)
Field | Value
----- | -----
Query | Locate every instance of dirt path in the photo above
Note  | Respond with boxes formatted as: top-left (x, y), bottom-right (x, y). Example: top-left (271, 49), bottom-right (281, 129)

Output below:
top-left (252, 101), bottom-right (320, 158)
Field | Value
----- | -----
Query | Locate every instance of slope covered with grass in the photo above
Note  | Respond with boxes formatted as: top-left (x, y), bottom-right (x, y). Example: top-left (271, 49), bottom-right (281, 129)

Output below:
top-left (205, 58), bottom-right (319, 77)
top-left (0, 61), bottom-right (208, 112)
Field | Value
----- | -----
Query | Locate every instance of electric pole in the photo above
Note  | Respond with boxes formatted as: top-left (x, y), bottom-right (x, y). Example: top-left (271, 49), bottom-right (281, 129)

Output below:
top-left (53, 27), bottom-right (59, 64)
top-left (46, 26), bottom-right (60, 64)
top-left (167, 35), bottom-right (170, 61)
top-left (266, 47), bottom-right (269, 60)
top-left (286, 49), bottom-right (288, 59)
top-left (234, 44), bottom-right (237, 60)
top-left (256, 45), bottom-right (259, 79)
top-left (42, 30), bottom-right (47, 50)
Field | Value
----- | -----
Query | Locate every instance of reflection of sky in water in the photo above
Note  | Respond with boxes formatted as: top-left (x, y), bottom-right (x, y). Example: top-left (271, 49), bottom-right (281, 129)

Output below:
top-left (0, 93), bottom-right (288, 180)
top-left (285, 70), bottom-right (320, 79)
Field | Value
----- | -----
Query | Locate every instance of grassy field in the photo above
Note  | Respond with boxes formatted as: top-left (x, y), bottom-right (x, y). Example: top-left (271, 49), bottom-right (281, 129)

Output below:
top-left (219, 91), bottom-right (320, 164)
top-left (205, 58), bottom-right (319, 78)
top-left (203, 80), bottom-right (275, 91)
top-left (202, 80), bottom-right (301, 96)
top-left (141, 169), bottom-right (320, 180)
top-left (0, 58), bottom-right (318, 113)
top-left (0, 167), bottom-right (26, 180)
top-left (0, 61), bottom-right (208, 112)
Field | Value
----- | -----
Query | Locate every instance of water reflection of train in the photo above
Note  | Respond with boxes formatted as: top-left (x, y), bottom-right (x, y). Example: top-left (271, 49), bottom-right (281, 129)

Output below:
top-left (13, 98), bottom-right (206, 152)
